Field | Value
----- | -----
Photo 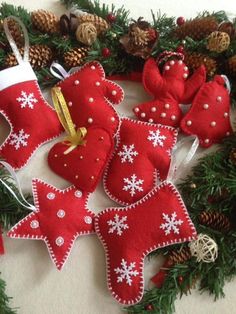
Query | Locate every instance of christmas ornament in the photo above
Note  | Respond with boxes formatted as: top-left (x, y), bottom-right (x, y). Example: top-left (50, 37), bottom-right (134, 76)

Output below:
top-left (8, 178), bottom-right (94, 270)
top-left (95, 181), bottom-right (197, 304)
top-left (77, 13), bottom-right (109, 34)
top-left (0, 17), bottom-right (61, 170)
top-left (103, 117), bottom-right (178, 205)
top-left (107, 13), bottom-right (116, 23)
top-left (63, 47), bottom-right (89, 68)
top-left (178, 276), bottom-right (184, 284)
top-left (180, 75), bottom-right (232, 147)
top-left (198, 211), bottom-right (231, 232)
top-left (31, 9), bottom-right (59, 34)
top-left (189, 233), bottom-right (218, 263)
top-left (176, 45), bottom-right (184, 53)
top-left (207, 31), bottom-right (230, 53)
top-left (102, 47), bottom-right (111, 58)
top-left (228, 55), bottom-right (236, 76)
top-left (133, 56), bottom-right (206, 127)
top-left (174, 16), bottom-right (218, 40)
top-left (5, 44), bottom-right (53, 70)
top-left (48, 87), bottom-right (114, 192)
top-left (50, 61), bottom-right (124, 137)
top-left (75, 22), bottom-right (97, 45)
top-left (176, 16), bottom-right (185, 26)
top-left (184, 52), bottom-right (217, 77)
top-left (0, 225), bottom-right (4, 255)
top-left (145, 304), bottom-right (154, 311)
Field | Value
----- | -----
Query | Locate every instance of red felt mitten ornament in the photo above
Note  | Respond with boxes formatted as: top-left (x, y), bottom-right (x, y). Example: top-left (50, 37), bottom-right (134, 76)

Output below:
top-left (95, 182), bottom-right (197, 304)
top-left (8, 179), bottom-right (94, 270)
top-left (103, 118), bottom-right (178, 205)
top-left (0, 17), bottom-right (62, 170)
top-left (180, 75), bottom-right (232, 147)
top-left (48, 87), bottom-right (114, 192)
top-left (50, 61), bottom-right (124, 137)
top-left (133, 54), bottom-right (206, 127)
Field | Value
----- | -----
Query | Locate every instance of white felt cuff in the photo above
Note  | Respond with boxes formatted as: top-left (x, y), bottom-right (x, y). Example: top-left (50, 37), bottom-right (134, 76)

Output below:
top-left (0, 62), bottom-right (37, 91)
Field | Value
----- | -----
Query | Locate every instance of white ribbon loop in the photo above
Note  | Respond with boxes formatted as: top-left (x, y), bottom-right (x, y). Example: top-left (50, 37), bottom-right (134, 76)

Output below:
top-left (50, 62), bottom-right (70, 80)
top-left (0, 161), bottom-right (36, 211)
top-left (3, 16), bottom-right (29, 64)
top-left (221, 75), bottom-right (231, 94)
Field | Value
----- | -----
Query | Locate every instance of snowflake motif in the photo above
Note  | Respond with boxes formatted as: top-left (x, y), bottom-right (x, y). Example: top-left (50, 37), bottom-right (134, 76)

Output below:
top-left (114, 259), bottom-right (139, 286)
top-left (9, 129), bottom-right (30, 150)
top-left (118, 144), bottom-right (138, 163)
top-left (16, 91), bottom-right (38, 109)
top-left (123, 174), bottom-right (144, 197)
top-left (107, 214), bottom-right (129, 236)
top-left (147, 130), bottom-right (166, 147)
top-left (160, 212), bottom-right (183, 236)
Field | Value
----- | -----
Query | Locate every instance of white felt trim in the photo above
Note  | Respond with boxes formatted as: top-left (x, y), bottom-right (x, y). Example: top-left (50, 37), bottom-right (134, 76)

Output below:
top-left (7, 179), bottom-right (95, 270)
top-left (94, 181), bottom-right (197, 305)
top-left (103, 117), bottom-right (178, 205)
top-left (0, 62), bottom-right (36, 91)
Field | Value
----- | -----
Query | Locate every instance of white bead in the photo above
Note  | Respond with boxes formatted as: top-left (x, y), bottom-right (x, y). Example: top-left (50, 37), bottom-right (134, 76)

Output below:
top-left (134, 107), bottom-right (139, 113)
top-left (183, 73), bottom-right (188, 78)
top-left (224, 112), bottom-right (228, 117)
top-left (182, 40), bottom-right (186, 44)
top-left (74, 80), bottom-right (80, 85)
top-left (57, 209), bottom-right (65, 218)
top-left (184, 66), bottom-right (188, 71)
top-left (160, 112), bottom-right (166, 118)
top-left (140, 112), bottom-right (146, 118)
top-left (186, 120), bottom-right (192, 126)
top-left (178, 60), bottom-right (183, 65)
top-left (64, 163), bottom-right (67, 167)
top-left (203, 104), bottom-right (209, 110)
top-left (55, 236), bottom-right (64, 246)
top-left (47, 192), bottom-right (55, 200)
top-left (217, 96), bottom-right (222, 102)
top-left (165, 65), bottom-right (170, 71)
top-left (226, 132), bottom-right (230, 136)
top-left (112, 90), bottom-right (117, 96)
top-left (151, 107), bottom-right (156, 112)
top-left (89, 97), bottom-right (94, 103)
top-left (171, 115), bottom-right (176, 120)
top-left (204, 139), bottom-right (210, 144)
top-left (111, 117), bottom-right (115, 122)
top-left (95, 81), bottom-right (100, 86)
top-left (75, 190), bottom-right (82, 198)
top-left (30, 220), bottom-right (39, 229)
top-left (164, 103), bottom-right (170, 109)
top-left (68, 101), bottom-right (73, 107)
top-left (88, 118), bottom-right (93, 124)
top-left (148, 118), bottom-right (153, 123)
top-left (211, 121), bottom-right (216, 127)
top-left (84, 216), bottom-right (92, 224)
top-left (91, 65), bottom-right (96, 70)
top-left (170, 60), bottom-right (175, 65)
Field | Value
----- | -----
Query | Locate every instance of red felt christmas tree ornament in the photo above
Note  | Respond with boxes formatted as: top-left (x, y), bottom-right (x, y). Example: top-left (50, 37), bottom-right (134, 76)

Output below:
top-left (0, 17), bottom-right (62, 170)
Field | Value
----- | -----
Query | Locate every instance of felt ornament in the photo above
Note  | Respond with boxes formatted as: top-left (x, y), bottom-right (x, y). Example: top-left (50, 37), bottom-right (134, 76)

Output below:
top-left (0, 17), bottom-right (62, 170)
top-left (180, 75), bottom-right (232, 147)
top-left (133, 56), bottom-right (206, 127)
top-left (103, 117), bottom-right (178, 205)
top-left (50, 60), bottom-right (124, 137)
top-left (8, 178), bottom-right (94, 270)
top-left (94, 181), bottom-right (197, 305)
top-left (0, 225), bottom-right (4, 255)
top-left (48, 87), bottom-right (114, 192)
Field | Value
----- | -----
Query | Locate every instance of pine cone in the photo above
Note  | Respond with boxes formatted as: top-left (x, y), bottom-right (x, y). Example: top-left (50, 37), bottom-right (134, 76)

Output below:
top-left (168, 247), bottom-right (192, 264)
top-left (5, 45), bottom-right (53, 70)
top-left (184, 52), bottom-right (217, 76)
top-left (198, 211), bottom-right (231, 232)
top-left (131, 26), bottom-right (150, 46)
top-left (31, 9), bottom-right (59, 34)
top-left (0, 18), bottom-right (24, 47)
top-left (175, 16), bottom-right (218, 40)
top-left (63, 47), bottom-right (89, 68)
top-left (228, 55), bottom-right (236, 76)
top-left (230, 148), bottom-right (236, 165)
top-left (77, 13), bottom-right (109, 35)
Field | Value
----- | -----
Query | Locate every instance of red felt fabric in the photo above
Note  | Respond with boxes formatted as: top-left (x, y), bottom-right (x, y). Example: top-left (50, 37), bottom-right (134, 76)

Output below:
top-left (56, 61), bottom-right (124, 137)
top-left (8, 179), bottom-right (94, 270)
top-left (180, 75), bottom-right (233, 147)
top-left (103, 117), bottom-right (178, 205)
top-left (95, 182), bottom-right (197, 305)
top-left (0, 79), bottom-right (62, 170)
top-left (48, 127), bottom-right (114, 192)
top-left (0, 225), bottom-right (4, 255)
top-left (133, 58), bottom-right (206, 127)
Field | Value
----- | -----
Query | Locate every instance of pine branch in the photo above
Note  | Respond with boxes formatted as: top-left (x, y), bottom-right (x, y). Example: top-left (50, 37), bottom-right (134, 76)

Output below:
top-left (0, 274), bottom-right (17, 314)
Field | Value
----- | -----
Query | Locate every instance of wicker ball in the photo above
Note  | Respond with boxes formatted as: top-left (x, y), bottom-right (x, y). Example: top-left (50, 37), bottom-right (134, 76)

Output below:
top-left (207, 31), bottom-right (230, 53)
top-left (75, 22), bottom-right (97, 45)
top-left (189, 233), bottom-right (218, 263)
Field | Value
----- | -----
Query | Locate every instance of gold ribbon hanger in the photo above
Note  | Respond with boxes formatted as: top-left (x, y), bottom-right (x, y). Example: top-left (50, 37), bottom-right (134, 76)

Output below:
top-left (51, 87), bottom-right (87, 154)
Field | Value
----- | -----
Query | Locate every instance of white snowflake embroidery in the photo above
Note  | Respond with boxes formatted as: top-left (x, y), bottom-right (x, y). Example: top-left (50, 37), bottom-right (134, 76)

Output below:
top-left (107, 214), bottom-right (129, 236)
top-left (9, 129), bottom-right (30, 150)
top-left (123, 174), bottom-right (144, 197)
top-left (16, 91), bottom-right (38, 109)
top-left (118, 144), bottom-right (138, 163)
top-left (114, 259), bottom-right (139, 286)
top-left (147, 130), bottom-right (166, 147)
top-left (160, 212), bottom-right (183, 236)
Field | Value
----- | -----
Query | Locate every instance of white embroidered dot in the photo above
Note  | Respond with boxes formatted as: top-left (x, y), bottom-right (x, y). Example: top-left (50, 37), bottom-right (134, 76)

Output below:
top-left (79, 155), bottom-right (83, 159)
top-left (210, 121), bottom-right (216, 127)
top-left (226, 132), bottom-right (230, 136)
top-left (134, 107), bottom-right (139, 113)
top-left (140, 112), bottom-right (146, 118)
top-left (88, 118), bottom-right (93, 124)
top-left (57, 209), bottom-right (65, 218)
top-left (64, 163), bottom-right (67, 167)
top-left (160, 112), bottom-right (166, 118)
top-left (89, 97), bottom-right (94, 103)
top-left (217, 96), bottom-right (222, 102)
top-left (54, 154), bottom-right (58, 158)
top-left (84, 216), bottom-right (92, 224)
top-left (91, 65), bottom-right (96, 70)
top-left (165, 65), bottom-right (170, 71)
top-left (151, 107), bottom-right (156, 112)
top-left (75, 175), bottom-right (79, 179)
top-left (170, 60), bottom-right (175, 65)
top-left (75, 190), bottom-right (82, 198)
top-left (186, 120), bottom-right (192, 126)
top-left (68, 101), bottom-right (73, 107)
top-left (112, 90), bottom-right (117, 96)
top-left (203, 104), bottom-right (209, 110)
top-left (184, 66), bottom-right (188, 71)
top-left (148, 118), bottom-right (153, 123)
top-left (183, 73), bottom-right (188, 78)
top-left (30, 220), bottom-right (39, 229)
top-left (178, 60), bottom-right (183, 65)
top-left (55, 236), bottom-right (64, 246)
top-left (224, 112), bottom-right (228, 117)
top-left (164, 103), bottom-right (170, 109)
top-left (111, 117), bottom-right (115, 122)
top-left (95, 81), bottom-right (100, 86)
top-left (47, 192), bottom-right (55, 200)
top-left (171, 115), bottom-right (176, 120)
top-left (204, 139), bottom-right (210, 144)
top-left (74, 80), bottom-right (80, 85)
